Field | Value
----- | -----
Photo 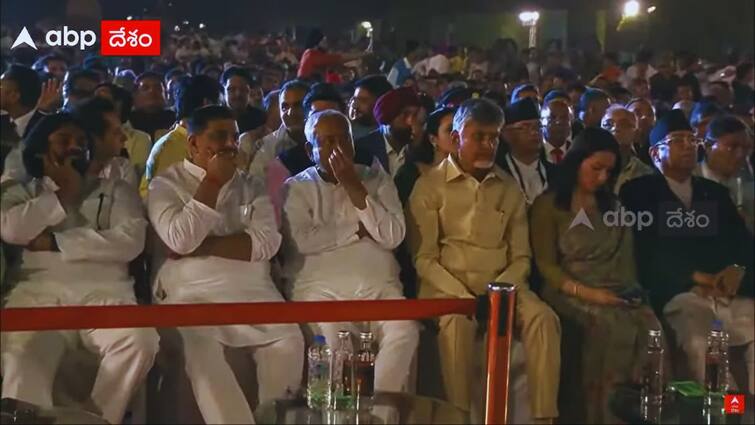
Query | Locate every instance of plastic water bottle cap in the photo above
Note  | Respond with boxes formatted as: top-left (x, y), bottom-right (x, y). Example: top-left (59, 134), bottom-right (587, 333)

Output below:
top-left (314, 335), bottom-right (326, 345)
top-left (712, 320), bottom-right (723, 332)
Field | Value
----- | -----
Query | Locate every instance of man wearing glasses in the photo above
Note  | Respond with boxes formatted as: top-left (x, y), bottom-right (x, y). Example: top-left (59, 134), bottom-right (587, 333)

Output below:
top-left (540, 91), bottom-right (573, 165)
top-left (627, 97), bottom-right (657, 165)
top-left (498, 97), bottom-right (557, 206)
top-left (620, 110), bottom-right (754, 392)
top-left (600, 104), bottom-right (653, 194)
top-left (696, 114), bottom-right (754, 232)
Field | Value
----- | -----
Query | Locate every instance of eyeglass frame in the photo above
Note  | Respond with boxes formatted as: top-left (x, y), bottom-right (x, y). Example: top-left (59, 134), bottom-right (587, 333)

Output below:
top-left (704, 137), bottom-right (750, 155)
top-left (655, 134), bottom-right (704, 149)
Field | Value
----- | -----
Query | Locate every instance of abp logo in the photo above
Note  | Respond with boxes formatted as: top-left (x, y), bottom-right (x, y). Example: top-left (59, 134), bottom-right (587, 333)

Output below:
top-left (100, 20), bottom-right (161, 56)
top-left (725, 394), bottom-right (745, 415)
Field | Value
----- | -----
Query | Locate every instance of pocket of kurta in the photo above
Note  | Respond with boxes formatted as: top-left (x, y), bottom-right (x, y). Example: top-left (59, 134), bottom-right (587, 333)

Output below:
top-left (475, 210), bottom-right (508, 247)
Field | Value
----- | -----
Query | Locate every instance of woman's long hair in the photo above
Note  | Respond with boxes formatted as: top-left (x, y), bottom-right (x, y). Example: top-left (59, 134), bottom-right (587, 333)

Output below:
top-left (406, 107), bottom-right (455, 165)
top-left (552, 127), bottom-right (621, 213)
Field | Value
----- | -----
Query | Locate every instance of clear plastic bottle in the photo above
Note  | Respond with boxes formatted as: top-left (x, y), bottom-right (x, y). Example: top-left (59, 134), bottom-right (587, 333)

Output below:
top-left (641, 329), bottom-right (664, 422)
top-left (329, 330), bottom-right (355, 410)
top-left (307, 335), bottom-right (331, 409)
top-left (705, 321), bottom-right (729, 404)
top-left (354, 332), bottom-right (376, 411)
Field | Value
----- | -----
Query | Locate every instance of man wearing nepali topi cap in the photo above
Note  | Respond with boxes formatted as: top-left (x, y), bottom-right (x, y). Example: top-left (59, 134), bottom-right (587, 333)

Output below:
top-left (620, 109), bottom-right (754, 394)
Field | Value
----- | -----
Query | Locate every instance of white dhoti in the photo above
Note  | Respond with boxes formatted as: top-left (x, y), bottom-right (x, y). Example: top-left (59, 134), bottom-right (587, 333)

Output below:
top-left (157, 257), bottom-right (305, 424)
top-left (664, 292), bottom-right (754, 393)
top-left (1, 281), bottom-right (160, 425)
top-left (292, 284), bottom-right (420, 394)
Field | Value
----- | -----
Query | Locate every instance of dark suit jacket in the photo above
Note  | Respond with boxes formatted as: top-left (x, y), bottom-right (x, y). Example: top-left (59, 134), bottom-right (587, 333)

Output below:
top-left (354, 129), bottom-right (390, 173)
top-left (22, 110), bottom-right (46, 138)
top-left (236, 106), bottom-right (266, 134)
top-left (278, 143), bottom-right (312, 176)
top-left (619, 174), bottom-right (754, 312)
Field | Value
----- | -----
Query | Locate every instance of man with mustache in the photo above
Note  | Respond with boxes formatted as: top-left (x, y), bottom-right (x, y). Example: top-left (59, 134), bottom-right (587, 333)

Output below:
top-left (407, 98), bottom-right (561, 424)
top-left (620, 110), bottom-right (754, 392)
top-left (348, 75), bottom-right (394, 140)
top-left (221, 66), bottom-right (266, 134)
top-left (3, 97), bottom-right (134, 189)
top-left (0, 113), bottom-right (159, 425)
top-left (354, 87), bottom-right (420, 177)
top-left (247, 80), bottom-right (309, 179)
top-left (140, 75), bottom-right (222, 198)
top-left (147, 105), bottom-right (303, 424)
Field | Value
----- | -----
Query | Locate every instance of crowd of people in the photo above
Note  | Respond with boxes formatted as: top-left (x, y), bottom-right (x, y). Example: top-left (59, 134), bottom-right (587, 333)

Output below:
top-left (0, 24), bottom-right (754, 425)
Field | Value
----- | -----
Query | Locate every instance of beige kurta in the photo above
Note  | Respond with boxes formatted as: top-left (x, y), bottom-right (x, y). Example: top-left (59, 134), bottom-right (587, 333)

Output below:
top-left (407, 156), bottom-right (561, 419)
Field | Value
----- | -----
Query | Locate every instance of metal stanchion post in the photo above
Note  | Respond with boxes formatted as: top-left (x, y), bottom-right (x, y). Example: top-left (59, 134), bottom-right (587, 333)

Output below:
top-left (484, 283), bottom-right (516, 425)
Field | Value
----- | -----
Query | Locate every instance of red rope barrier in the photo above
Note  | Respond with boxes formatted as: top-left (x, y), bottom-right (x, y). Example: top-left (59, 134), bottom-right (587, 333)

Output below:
top-left (0, 298), bottom-right (477, 332)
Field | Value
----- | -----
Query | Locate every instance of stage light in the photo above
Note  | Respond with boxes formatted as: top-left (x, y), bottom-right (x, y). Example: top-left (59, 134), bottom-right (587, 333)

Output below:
top-left (199, 23), bottom-right (206, 29)
top-left (623, 1), bottom-right (641, 18)
top-left (174, 25), bottom-right (181, 32)
top-left (647, 5), bottom-right (657, 13)
top-left (360, 21), bottom-right (373, 30)
top-left (518, 11), bottom-right (540, 27)
top-left (126, 16), bottom-right (133, 20)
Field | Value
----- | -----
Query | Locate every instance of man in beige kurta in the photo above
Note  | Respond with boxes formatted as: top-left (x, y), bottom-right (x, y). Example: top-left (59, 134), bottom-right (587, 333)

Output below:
top-left (408, 98), bottom-right (561, 423)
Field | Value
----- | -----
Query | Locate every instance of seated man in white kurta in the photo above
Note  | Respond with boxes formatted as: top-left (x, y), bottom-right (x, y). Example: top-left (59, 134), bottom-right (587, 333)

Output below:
top-left (0, 113), bottom-right (159, 425)
top-left (147, 105), bottom-right (304, 424)
top-left (282, 109), bottom-right (419, 393)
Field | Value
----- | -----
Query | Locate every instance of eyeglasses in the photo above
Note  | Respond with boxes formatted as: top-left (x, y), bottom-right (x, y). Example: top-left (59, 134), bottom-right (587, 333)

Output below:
top-left (657, 135), bottom-right (703, 148)
top-left (601, 119), bottom-right (637, 132)
top-left (706, 138), bottom-right (749, 155)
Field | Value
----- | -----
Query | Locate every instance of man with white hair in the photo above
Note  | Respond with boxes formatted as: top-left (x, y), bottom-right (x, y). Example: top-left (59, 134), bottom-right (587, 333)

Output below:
top-left (600, 104), bottom-right (653, 193)
top-left (281, 109), bottom-right (419, 394)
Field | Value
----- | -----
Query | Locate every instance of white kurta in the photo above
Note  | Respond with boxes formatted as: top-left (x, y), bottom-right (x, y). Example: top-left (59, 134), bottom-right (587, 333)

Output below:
top-left (1, 176), bottom-right (147, 310)
top-left (148, 159), bottom-right (294, 347)
top-left (0, 175), bottom-right (158, 425)
top-left (281, 164), bottom-right (406, 298)
top-left (246, 126), bottom-right (298, 180)
top-left (282, 164), bottom-right (418, 394)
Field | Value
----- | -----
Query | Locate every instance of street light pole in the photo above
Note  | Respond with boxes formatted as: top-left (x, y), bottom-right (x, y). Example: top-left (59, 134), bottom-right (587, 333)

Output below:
top-left (518, 11), bottom-right (540, 48)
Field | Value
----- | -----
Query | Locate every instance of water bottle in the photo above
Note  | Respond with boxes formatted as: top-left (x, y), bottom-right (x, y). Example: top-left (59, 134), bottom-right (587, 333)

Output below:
top-left (307, 335), bottom-right (331, 409)
top-left (354, 332), bottom-right (376, 411)
top-left (329, 330), bottom-right (355, 410)
top-left (705, 321), bottom-right (729, 405)
top-left (641, 329), bottom-right (664, 422)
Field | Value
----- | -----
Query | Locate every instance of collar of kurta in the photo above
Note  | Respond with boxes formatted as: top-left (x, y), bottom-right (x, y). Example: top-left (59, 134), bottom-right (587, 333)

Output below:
top-left (122, 120), bottom-right (136, 134)
top-left (183, 158), bottom-right (208, 181)
top-left (36, 176), bottom-right (60, 193)
top-left (444, 155), bottom-right (505, 183)
top-left (182, 158), bottom-right (239, 188)
top-left (165, 123), bottom-right (189, 141)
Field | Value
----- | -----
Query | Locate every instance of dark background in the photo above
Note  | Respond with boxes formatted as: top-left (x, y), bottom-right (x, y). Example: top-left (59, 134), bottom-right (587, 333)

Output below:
top-left (1, 0), bottom-right (753, 60)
